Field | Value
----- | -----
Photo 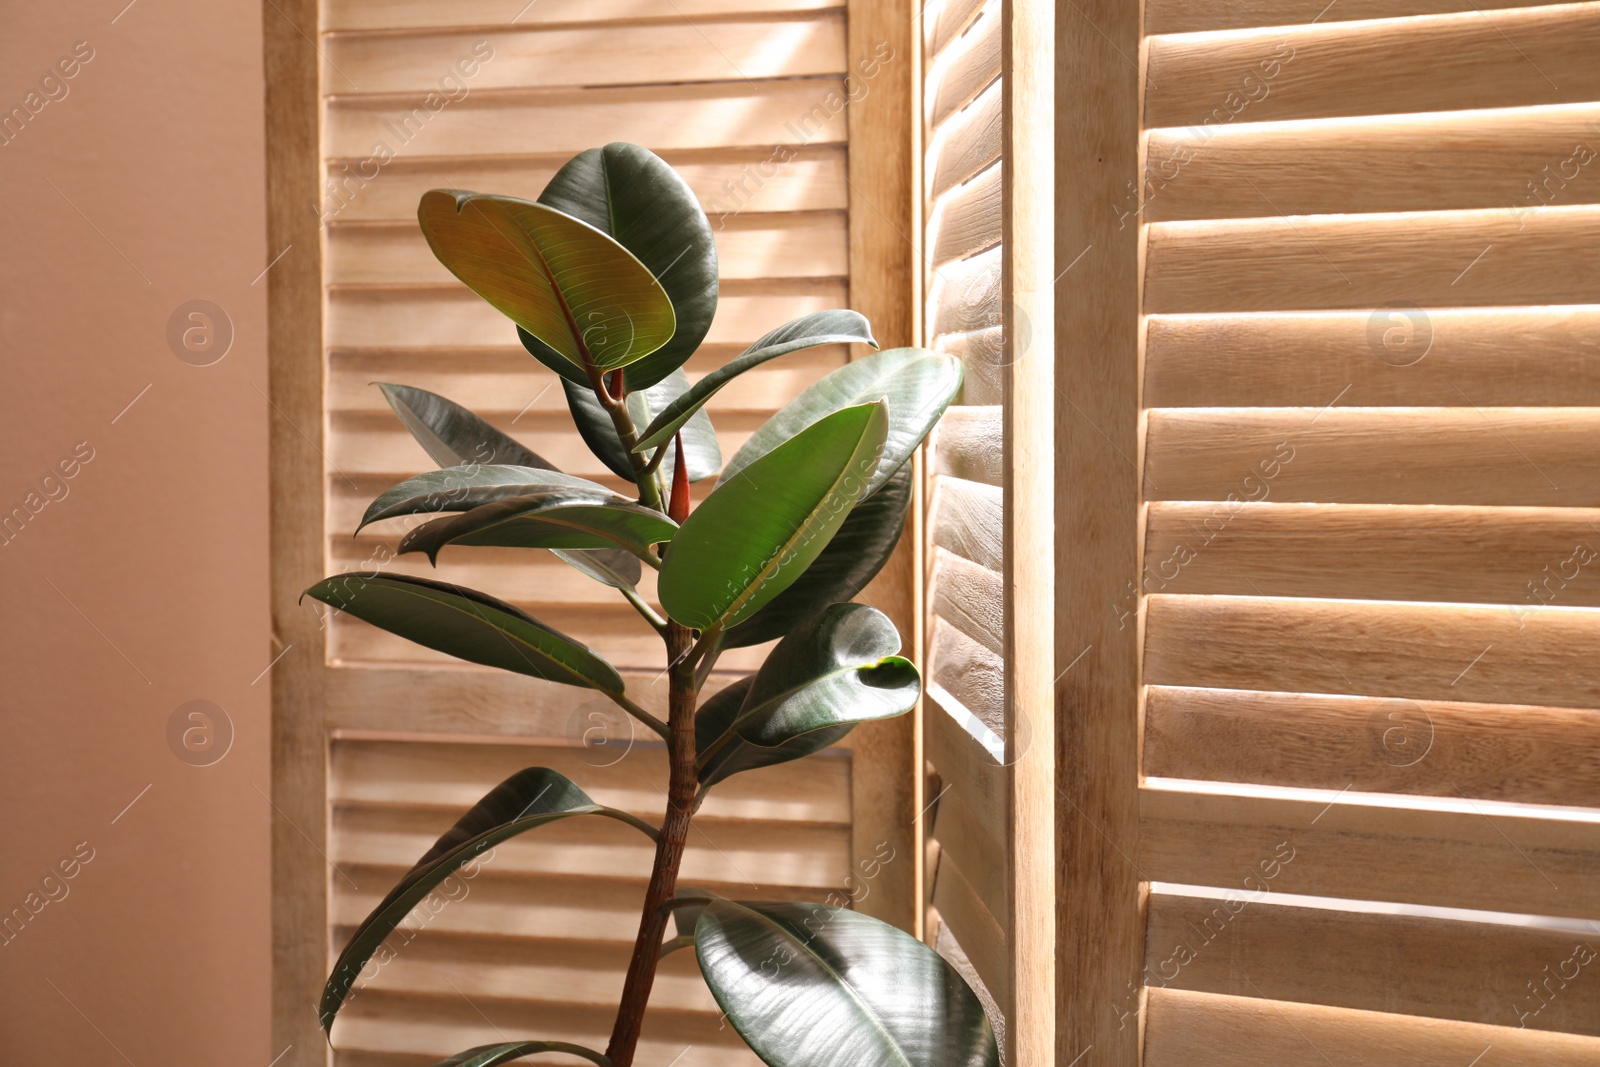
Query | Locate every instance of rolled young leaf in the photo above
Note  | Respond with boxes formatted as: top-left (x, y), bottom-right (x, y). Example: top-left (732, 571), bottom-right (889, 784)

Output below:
top-left (418, 189), bottom-right (675, 376)
top-left (562, 368), bottom-right (721, 485)
top-left (724, 463), bottom-right (912, 649)
top-left (657, 402), bottom-right (888, 631)
top-left (321, 767), bottom-right (656, 1031)
top-left (633, 310), bottom-right (877, 452)
top-left (695, 900), bottom-right (999, 1067)
top-left (695, 674), bottom-right (852, 790)
top-left (533, 142), bottom-right (717, 390)
top-left (722, 347), bottom-right (963, 500)
top-left (359, 465), bottom-right (618, 530)
top-left (431, 1042), bottom-right (610, 1067)
top-left (303, 573), bottom-right (623, 692)
top-left (399, 496), bottom-right (677, 564)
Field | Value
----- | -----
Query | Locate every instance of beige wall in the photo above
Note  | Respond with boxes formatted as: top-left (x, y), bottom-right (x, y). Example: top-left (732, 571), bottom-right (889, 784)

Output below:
top-left (0, 0), bottom-right (271, 1062)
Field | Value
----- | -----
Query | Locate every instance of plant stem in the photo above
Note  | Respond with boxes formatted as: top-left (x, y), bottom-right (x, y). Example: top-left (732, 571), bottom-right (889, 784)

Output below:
top-left (606, 619), bottom-right (698, 1067)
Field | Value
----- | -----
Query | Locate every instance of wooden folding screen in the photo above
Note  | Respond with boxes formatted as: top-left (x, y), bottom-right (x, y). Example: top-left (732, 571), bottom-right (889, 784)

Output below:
top-left (266, 2), bottom-right (914, 1064)
top-left (1060, 0), bottom-right (1600, 1063)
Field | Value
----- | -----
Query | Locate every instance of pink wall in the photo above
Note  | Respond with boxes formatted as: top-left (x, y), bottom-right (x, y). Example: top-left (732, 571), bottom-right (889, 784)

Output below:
top-left (0, 0), bottom-right (271, 1061)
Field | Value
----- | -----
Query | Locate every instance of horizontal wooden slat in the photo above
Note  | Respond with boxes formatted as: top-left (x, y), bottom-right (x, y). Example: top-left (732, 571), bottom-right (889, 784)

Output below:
top-left (929, 405), bottom-right (1002, 486)
top-left (924, 0), bottom-right (986, 58)
top-left (1144, 686), bottom-right (1600, 808)
top-left (1144, 206), bottom-right (1600, 314)
top-left (1145, 408), bottom-right (1600, 506)
top-left (926, 0), bottom-right (999, 129)
top-left (1146, 891), bottom-right (1600, 1035)
top-left (927, 159), bottom-right (1001, 268)
top-left (927, 616), bottom-right (1003, 732)
top-left (321, 146), bottom-right (849, 221)
top-left (1144, 0), bottom-right (1570, 36)
top-left (924, 699), bottom-right (1006, 854)
top-left (928, 79), bottom-right (1001, 200)
top-left (324, 0), bottom-right (840, 31)
top-left (1146, 593), bottom-right (1600, 710)
top-left (934, 327), bottom-right (1003, 407)
top-left (929, 781), bottom-right (1007, 926)
top-left (1140, 785), bottom-right (1600, 920)
top-left (928, 475), bottom-right (1001, 571)
top-left (931, 924), bottom-right (1007, 1053)
top-left (927, 244), bottom-right (1000, 337)
top-left (1144, 502), bottom-right (1600, 605)
top-left (1145, 4), bottom-right (1600, 127)
top-left (930, 851), bottom-right (1008, 1005)
top-left (1144, 987), bottom-right (1600, 1067)
top-left (325, 16), bottom-right (844, 93)
top-left (929, 547), bottom-right (1003, 657)
top-left (1145, 103), bottom-right (1600, 222)
top-left (326, 77), bottom-right (849, 158)
top-left (1144, 308), bottom-right (1600, 408)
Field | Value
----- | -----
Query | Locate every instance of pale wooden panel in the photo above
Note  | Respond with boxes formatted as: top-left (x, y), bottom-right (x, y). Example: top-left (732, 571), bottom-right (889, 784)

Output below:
top-left (326, 211), bottom-right (848, 284)
top-left (928, 475), bottom-right (1002, 571)
top-left (1145, 104), bottom-right (1600, 222)
top-left (1144, 988), bottom-right (1600, 1067)
top-left (927, 244), bottom-right (1001, 337)
top-left (1144, 408), bottom-right (1600, 507)
top-left (1144, 206), bottom-right (1600, 314)
top-left (930, 852), bottom-right (1008, 1005)
top-left (325, 0), bottom-right (840, 31)
top-left (1141, 786), bottom-right (1600, 921)
top-left (322, 146), bottom-right (850, 220)
top-left (929, 547), bottom-right (1003, 656)
top-left (924, 698), bottom-right (1006, 853)
top-left (1144, 502), bottom-right (1600, 606)
top-left (1144, 308), bottom-right (1600, 408)
top-left (927, 616), bottom-right (1004, 731)
top-left (326, 77), bottom-right (849, 158)
top-left (1145, 891), bottom-right (1600, 1035)
top-left (926, 0), bottom-right (999, 129)
top-left (326, 16), bottom-right (845, 93)
top-left (1144, 0), bottom-right (1572, 35)
top-left (1144, 4), bottom-right (1600, 128)
top-left (929, 405), bottom-right (1002, 486)
top-left (935, 327), bottom-right (1003, 406)
top-left (930, 782), bottom-right (1007, 926)
top-left (924, 0), bottom-right (986, 58)
top-left (928, 79), bottom-right (1001, 200)
top-left (1144, 685), bottom-right (1600, 809)
top-left (327, 283), bottom-right (847, 348)
top-left (927, 159), bottom-right (1002, 268)
top-left (932, 924), bottom-right (1007, 1060)
top-left (1145, 594), bottom-right (1600, 711)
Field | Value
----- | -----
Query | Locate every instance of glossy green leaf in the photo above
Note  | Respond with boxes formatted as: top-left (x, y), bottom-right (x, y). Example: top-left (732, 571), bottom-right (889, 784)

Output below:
top-left (359, 465), bottom-right (616, 530)
top-left (399, 496), bottom-right (677, 564)
top-left (533, 142), bottom-right (717, 389)
top-left (696, 900), bottom-right (999, 1067)
top-left (321, 767), bottom-right (655, 1032)
top-left (554, 548), bottom-right (642, 591)
top-left (725, 464), bottom-right (911, 649)
top-left (722, 348), bottom-right (963, 500)
top-left (418, 189), bottom-right (675, 375)
top-left (432, 1042), bottom-right (609, 1067)
top-left (695, 674), bottom-right (851, 789)
top-left (633, 310), bottom-right (876, 452)
top-left (303, 574), bottom-right (622, 692)
top-left (658, 402), bottom-right (888, 631)
top-left (562, 368), bottom-right (720, 485)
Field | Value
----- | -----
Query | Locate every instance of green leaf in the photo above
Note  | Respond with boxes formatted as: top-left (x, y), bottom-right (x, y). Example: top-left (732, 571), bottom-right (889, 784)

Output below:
top-left (725, 464), bottom-right (912, 649)
top-left (534, 142), bottom-right (718, 390)
top-left (418, 189), bottom-right (675, 375)
top-left (321, 768), bottom-right (654, 1032)
top-left (658, 402), bottom-right (888, 631)
top-left (377, 383), bottom-right (555, 469)
top-left (432, 1042), bottom-right (610, 1067)
top-left (555, 548), bottom-right (643, 591)
top-left (562, 369), bottom-right (721, 485)
top-left (633, 310), bottom-right (876, 452)
top-left (699, 605), bottom-right (916, 786)
top-left (303, 574), bottom-right (623, 692)
top-left (695, 900), bottom-right (999, 1067)
top-left (722, 348), bottom-right (963, 500)
top-left (400, 496), bottom-right (676, 564)
top-left (359, 465), bottom-right (617, 530)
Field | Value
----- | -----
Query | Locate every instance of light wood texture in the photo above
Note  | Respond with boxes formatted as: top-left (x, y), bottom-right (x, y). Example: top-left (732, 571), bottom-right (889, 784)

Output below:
top-left (929, 476), bottom-right (1002, 571)
top-left (1144, 0), bottom-right (1569, 35)
top-left (928, 78), bottom-right (1001, 200)
top-left (1144, 988), bottom-right (1600, 1067)
top-left (934, 326), bottom-right (1003, 406)
top-left (324, 0), bottom-right (841, 31)
top-left (925, 0), bottom-right (987, 57)
top-left (928, 159), bottom-right (1002, 268)
top-left (1145, 4), bottom-right (1600, 127)
top-left (1055, 0), bottom-right (1143, 1062)
top-left (926, 0), bottom-right (1001, 129)
top-left (1145, 891), bottom-right (1600, 1036)
top-left (928, 245), bottom-right (1002, 336)
top-left (930, 850), bottom-right (1009, 1003)
top-left (1144, 308), bottom-right (1600, 409)
top-left (928, 616), bottom-right (1004, 732)
top-left (930, 781), bottom-right (1007, 925)
top-left (1144, 407), bottom-right (1600, 507)
top-left (929, 406), bottom-right (1002, 486)
top-left (1145, 686), bottom-right (1600, 809)
top-left (925, 698), bottom-right (1007, 855)
top-left (1146, 594), bottom-right (1600, 710)
top-left (929, 547), bottom-right (1003, 656)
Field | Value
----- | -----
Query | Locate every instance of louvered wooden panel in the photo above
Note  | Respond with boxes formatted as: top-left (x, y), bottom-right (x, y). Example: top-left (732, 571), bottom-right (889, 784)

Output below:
top-left (1054, 0), bottom-right (1600, 1059)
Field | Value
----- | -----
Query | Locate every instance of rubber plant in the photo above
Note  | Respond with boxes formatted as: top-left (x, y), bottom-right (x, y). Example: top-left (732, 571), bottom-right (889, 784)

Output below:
top-left (305, 143), bottom-right (995, 1067)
